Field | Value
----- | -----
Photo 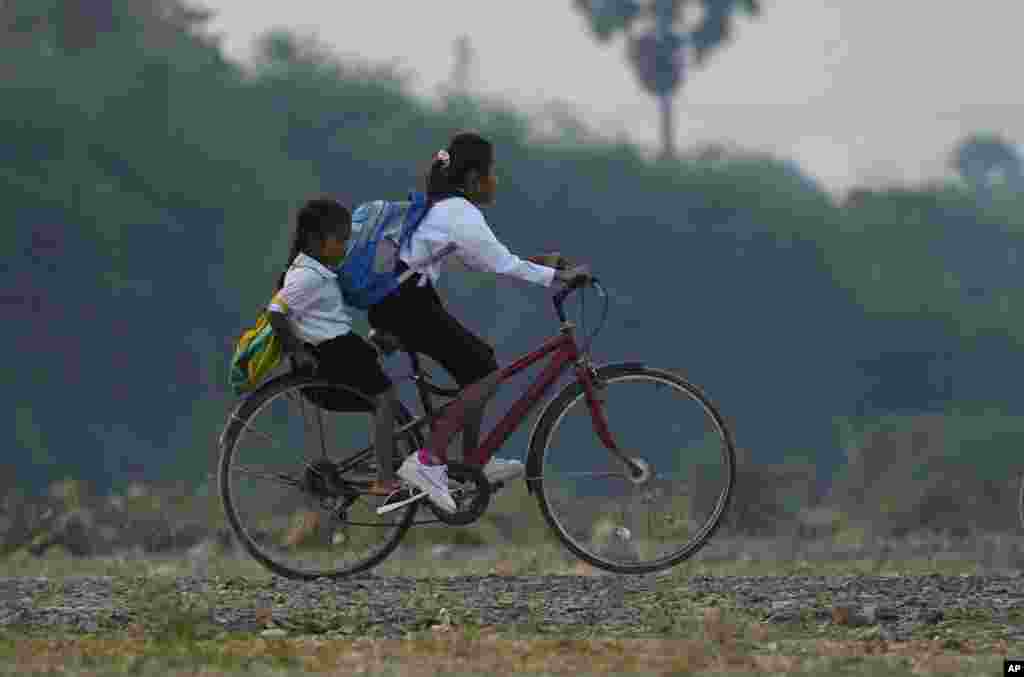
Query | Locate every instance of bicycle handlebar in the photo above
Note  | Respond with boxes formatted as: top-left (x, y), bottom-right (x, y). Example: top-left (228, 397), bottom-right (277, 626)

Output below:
top-left (552, 272), bottom-right (603, 324)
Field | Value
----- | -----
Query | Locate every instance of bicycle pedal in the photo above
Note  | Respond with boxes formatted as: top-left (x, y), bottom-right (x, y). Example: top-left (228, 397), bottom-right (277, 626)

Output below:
top-left (375, 489), bottom-right (427, 515)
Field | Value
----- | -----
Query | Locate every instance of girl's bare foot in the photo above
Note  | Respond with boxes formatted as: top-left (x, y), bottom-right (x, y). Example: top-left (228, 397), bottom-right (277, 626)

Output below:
top-left (367, 479), bottom-right (402, 496)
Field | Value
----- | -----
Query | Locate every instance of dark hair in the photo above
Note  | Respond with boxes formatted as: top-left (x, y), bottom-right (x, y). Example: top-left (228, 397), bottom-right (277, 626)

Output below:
top-left (277, 198), bottom-right (352, 289)
top-left (424, 131), bottom-right (493, 203)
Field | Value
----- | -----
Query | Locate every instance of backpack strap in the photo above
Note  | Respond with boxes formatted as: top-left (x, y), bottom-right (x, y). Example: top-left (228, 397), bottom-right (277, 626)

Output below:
top-left (397, 191), bottom-right (428, 249)
top-left (397, 190), bottom-right (462, 250)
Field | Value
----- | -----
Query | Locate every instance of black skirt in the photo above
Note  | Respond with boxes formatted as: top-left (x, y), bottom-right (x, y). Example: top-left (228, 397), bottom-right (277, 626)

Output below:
top-left (303, 331), bottom-right (392, 412)
top-left (367, 268), bottom-right (498, 388)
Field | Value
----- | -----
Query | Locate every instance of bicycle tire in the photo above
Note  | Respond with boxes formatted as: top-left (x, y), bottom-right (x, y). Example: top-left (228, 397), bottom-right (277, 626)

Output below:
top-left (527, 363), bottom-right (737, 575)
top-left (218, 372), bottom-right (421, 580)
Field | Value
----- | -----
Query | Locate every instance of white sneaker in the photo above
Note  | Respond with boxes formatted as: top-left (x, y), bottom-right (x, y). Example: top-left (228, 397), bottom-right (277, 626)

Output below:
top-left (482, 457), bottom-right (525, 484)
top-left (397, 452), bottom-right (457, 513)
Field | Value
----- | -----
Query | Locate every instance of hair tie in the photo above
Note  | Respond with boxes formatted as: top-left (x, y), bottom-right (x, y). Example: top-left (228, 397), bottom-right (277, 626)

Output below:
top-left (434, 149), bottom-right (451, 168)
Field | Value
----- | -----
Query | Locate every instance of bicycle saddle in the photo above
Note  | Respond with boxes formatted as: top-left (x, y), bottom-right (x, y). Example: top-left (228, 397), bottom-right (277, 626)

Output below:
top-left (368, 329), bottom-right (404, 357)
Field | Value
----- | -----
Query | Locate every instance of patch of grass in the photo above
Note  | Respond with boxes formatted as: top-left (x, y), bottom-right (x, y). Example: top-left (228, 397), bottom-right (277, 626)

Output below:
top-left (912, 607), bottom-right (1012, 647)
top-left (508, 597), bottom-right (550, 637)
top-left (402, 580), bottom-right (486, 638)
top-left (626, 571), bottom-right (1024, 660)
top-left (0, 547), bottom-right (277, 581)
top-left (375, 541), bottom-right (578, 578)
top-left (27, 579), bottom-right (62, 608)
top-left (0, 633), bottom-right (1014, 675)
top-left (6, 534), bottom-right (1024, 674)
top-left (5, 564), bottom-right (1024, 675)
top-left (676, 553), bottom-right (982, 579)
top-left (285, 588), bottom-right (375, 637)
top-left (0, 528), bottom-right (1000, 581)
top-left (118, 576), bottom-right (222, 642)
top-left (0, 635), bottom-right (302, 675)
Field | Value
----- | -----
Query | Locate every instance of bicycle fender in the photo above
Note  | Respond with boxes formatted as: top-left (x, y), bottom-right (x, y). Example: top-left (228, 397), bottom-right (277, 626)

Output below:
top-left (523, 361), bottom-right (646, 495)
top-left (603, 362), bottom-right (645, 371)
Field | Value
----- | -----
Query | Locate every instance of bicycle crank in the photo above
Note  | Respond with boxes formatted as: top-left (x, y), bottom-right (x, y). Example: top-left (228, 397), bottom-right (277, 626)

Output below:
top-left (427, 461), bottom-right (492, 526)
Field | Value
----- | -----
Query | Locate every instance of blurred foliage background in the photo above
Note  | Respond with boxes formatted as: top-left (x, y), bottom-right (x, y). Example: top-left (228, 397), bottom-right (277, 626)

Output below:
top-left (5, 0), bottom-right (1024, 543)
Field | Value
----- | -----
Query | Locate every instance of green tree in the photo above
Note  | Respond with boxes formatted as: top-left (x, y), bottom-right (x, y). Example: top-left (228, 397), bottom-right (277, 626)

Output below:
top-left (572, 0), bottom-right (761, 159)
top-left (6, 0), bottom-right (1024, 506)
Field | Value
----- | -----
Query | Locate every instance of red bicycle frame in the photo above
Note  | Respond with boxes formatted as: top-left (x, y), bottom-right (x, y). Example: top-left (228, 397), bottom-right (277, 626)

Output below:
top-left (427, 321), bottom-right (623, 468)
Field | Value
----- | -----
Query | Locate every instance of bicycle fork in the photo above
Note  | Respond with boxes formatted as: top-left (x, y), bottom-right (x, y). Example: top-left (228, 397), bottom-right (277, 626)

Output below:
top-left (575, 359), bottom-right (647, 483)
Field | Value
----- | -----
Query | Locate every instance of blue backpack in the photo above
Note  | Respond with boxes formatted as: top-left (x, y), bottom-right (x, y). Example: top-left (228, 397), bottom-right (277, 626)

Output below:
top-left (337, 191), bottom-right (432, 309)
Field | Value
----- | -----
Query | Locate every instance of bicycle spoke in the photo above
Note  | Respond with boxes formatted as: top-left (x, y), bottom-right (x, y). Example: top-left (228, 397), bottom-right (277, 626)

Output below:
top-left (289, 387), bottom-right (328, 479)
top-left (230, 413), bottom-right (285, 450)
top-left (553, 471), bottom-right (631, 480)
top-left (230, 408), bottom-right (336, 482)
top-left (220, 376), bottom-right (423, 580)
top-left (534, 367), bottom-right (735, 574)
top-left (314, 404), bottom-right (329, 460)
top-left (337, 519), bottom-right (410, 528)
top-left (332, 413), bottom-right (427, 475)
top-left (231, 464), bottom-right (303, 489)
top-left (395, 416), bottom-right (426, 438)
top-left (294, 387), bottom-right (314, 454)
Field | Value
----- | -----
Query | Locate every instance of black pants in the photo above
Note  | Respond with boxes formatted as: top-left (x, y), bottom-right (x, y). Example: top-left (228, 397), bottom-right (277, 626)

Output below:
top-left (368, 273), bottom-right (498, 388)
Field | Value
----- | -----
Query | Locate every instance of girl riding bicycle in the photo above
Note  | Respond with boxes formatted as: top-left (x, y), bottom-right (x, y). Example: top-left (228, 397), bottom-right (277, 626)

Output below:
top-left (268, 198), bottom-right (405, 497)
top-left (369, 131), bottom-right (589, 513)
top-left (223, 159), bottom-right (735, 579)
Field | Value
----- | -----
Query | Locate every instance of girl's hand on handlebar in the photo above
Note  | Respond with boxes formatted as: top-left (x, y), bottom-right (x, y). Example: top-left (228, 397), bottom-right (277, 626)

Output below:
top-left (555, 264), bottom-right (592, 286)
top-left (530, 252), bottom-right (571, 269)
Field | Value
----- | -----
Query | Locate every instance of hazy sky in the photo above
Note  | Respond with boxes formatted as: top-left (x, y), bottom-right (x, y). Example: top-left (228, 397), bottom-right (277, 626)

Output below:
top-left (200, 0), bottom-right (1023, 194)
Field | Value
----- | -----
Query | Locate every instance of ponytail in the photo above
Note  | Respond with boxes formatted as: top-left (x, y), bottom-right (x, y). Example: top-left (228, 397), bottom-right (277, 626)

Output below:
top-left (424, 153), bottom-right (455, 201)
top-left (422, 131), bottom-right (493, 205)
top-left (276, 232), bottom-right (303, 290)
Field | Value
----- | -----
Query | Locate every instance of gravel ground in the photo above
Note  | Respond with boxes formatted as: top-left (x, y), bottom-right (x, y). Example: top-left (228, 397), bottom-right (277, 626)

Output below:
top-left (2, 573), bottom-right (1024, 642)
top-left (692, 573), bottom-right (1024, 642)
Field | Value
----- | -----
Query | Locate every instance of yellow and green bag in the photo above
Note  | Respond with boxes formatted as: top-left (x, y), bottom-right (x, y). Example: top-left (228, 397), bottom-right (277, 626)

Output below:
top-left (229, 310), bottom-right (283, 395)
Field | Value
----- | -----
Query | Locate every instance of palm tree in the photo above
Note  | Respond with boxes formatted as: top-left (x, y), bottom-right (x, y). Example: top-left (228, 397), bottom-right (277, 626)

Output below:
top-left (950, 133), bottom-right (1023, 193)
top-left (572, 0), bottom-right (761, 160)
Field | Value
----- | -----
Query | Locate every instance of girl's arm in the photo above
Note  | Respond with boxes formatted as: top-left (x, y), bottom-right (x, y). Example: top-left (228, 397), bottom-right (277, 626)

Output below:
top-left (268, 311), bottom-right (318, 369)
top-left (267, 311), bottom-right (303, 355)
top-left (450, 214), bottom-right (557, 287)
top-left (268, 270), bottom-right (320, 366)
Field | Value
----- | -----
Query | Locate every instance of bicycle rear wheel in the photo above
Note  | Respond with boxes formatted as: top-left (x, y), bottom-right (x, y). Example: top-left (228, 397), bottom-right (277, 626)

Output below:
top-left (528, 363), bottom-right (736, 574)
top-left (218, 373), bottom-right (422, 579)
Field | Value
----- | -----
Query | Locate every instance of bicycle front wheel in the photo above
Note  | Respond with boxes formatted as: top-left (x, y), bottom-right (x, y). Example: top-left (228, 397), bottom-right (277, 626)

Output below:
top-left (529, 363), bottom-right (736, 574)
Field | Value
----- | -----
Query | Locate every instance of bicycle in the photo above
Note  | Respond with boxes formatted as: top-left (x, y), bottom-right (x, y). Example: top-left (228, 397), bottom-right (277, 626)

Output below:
top-left (217, 273), bottom-right (737, 579)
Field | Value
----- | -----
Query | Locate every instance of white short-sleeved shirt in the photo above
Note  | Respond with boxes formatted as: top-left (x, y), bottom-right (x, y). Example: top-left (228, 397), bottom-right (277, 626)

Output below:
top-left (399, 197), bottom-right (556, 288)
top-left (268, 253), bottom-right (351, 345)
